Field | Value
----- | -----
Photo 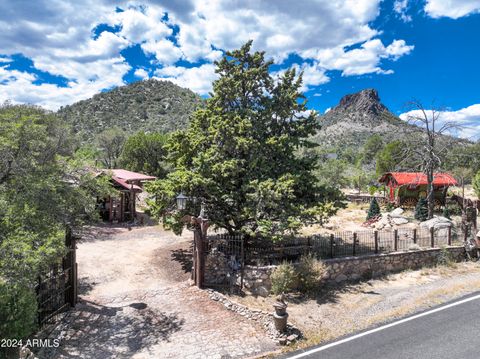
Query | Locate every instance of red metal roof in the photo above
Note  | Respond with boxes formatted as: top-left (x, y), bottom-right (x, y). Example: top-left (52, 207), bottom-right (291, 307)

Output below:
top-left (112, 176), bottom-right (143, 192)
top-left (110, 169), bottom-right (156, 182)
top-left (379, 172), bottom-right (458, 186)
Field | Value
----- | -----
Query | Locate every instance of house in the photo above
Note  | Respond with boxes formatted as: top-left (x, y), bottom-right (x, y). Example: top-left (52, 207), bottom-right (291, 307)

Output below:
top-left (378, 172), bottom-right (457, 208)
top-left (97, 169), bottom-right (156, 222)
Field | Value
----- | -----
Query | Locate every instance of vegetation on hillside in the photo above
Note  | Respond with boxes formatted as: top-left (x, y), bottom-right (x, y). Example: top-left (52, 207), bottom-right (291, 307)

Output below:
top-left (57, 79), bottom-right (202, 141)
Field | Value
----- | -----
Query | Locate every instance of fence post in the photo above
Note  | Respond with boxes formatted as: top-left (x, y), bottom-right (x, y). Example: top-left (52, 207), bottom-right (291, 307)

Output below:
top-left (447, 226), bottom-right (452, 246)
top-left (330, 234), bottom-right (334, 258)
top-left (240, 236), bottom-right (245, 289)
top-left (352, 232), bottom-right (357, 256)
top-left (65, 227), bottom-right (77, 307)
top-left (394, 229), bottom-right (398, 252)
top-left (413, 228), bottom-right (417, 244)
top-left (374, 231), bottom-right (379, 254)
top-left (430, 226), bottom-right (435, 248)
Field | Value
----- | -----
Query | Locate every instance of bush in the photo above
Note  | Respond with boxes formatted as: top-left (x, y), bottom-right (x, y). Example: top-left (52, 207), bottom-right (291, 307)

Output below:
top-left (366, 198), bottom-right (381, 220)
top-left (415, 198), bottom-right (428, 221)
top-left (437, 247), bottom-right (456, 268)
top-left (271, 255), bottom-right (328, 295)
top-left (0, 282), bottom-right (38, 339)
top-left (296, 254), bottom-right (327, 293)
top-left (271, 262), bottom-right (297, 295)
top-left (443, 206), bottom-right (451, 219)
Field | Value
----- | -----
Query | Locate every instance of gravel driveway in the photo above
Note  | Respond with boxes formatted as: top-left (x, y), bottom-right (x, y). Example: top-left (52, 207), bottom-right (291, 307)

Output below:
top-left (47, 225), bottom-right (276, 359)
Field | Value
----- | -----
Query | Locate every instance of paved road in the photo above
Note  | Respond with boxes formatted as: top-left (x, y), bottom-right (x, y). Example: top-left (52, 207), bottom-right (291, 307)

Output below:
top-left (284, 292), bottom-right (480, 359)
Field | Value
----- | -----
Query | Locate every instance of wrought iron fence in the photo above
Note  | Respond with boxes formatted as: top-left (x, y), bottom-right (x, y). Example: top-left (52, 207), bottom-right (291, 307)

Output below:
top-left (36, 230), bottom-right (77, 329)
top-left (206, 226), bottom-right (462, 268)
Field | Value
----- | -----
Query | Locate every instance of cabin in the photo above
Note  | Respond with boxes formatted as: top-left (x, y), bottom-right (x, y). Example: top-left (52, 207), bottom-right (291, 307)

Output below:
top-left (97, 169), bottom-right (156, 222)
top-left (378, 172), bottom-right (457, 208)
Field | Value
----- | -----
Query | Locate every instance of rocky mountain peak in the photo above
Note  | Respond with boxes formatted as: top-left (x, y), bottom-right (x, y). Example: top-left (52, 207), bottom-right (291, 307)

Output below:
top-left (335, 88), bottom-right (387, 116)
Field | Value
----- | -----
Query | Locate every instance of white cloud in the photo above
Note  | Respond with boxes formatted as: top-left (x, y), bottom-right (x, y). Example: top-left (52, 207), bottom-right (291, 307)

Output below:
top-left (425, 0), bottom-right (480, 19)
top-left (0, 0), bottom-right (415, 109)
top-left (171, 0), bottom-right (382, 64)
top-left (400, 104), bottom-right (480, 140)
top-left (394, 0), bottom-right (412, 22)
top-left (154, 63), bottom-right (217, 95)
top-left (134, 68), bottom-right (149, 79)
top-left (313, 39), bottom-right (414, 76)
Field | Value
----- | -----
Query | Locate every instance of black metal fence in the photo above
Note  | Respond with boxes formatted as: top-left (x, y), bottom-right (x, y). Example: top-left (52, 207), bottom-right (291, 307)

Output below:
top-left (36, 229), bottom-right (77, 329)
top-left (206, 226), bottom-right (461, 268)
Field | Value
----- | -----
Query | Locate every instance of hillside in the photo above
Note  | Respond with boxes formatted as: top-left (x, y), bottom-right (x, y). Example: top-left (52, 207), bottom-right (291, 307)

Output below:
top-left (311, 89), bottom-right (411, 150)
top-left (57, 79), bottom-right (203, 140)
top-left (311, 88), bottom-right (470, 153)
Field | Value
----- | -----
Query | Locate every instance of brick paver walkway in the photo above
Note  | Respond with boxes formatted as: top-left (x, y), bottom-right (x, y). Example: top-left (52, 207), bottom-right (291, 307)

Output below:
top-left (46, 226), bottom-right (276, 359)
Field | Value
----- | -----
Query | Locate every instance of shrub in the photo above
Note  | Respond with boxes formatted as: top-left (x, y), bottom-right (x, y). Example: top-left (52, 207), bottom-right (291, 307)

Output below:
top-left (414, 198), bottom-right (428, 221)
top-left (384, 201), bottom-right (394, 212)
top-left (271, 262), bottom-right (297, 295)
top-left (443, 206), bottom-right (451, 219)
top-left (366, 198), bottom-right (381, 220)
top-left (296, 254), bottom-right (327, 293)
top-left (437, 247), bottom-right (456, 268)
top-left (0, 282), bottom-right (38, 339)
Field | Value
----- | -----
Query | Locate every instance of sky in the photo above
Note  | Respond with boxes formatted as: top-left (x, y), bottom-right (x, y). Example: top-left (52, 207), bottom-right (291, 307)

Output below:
top-left (0, 0), bottom-right (479, 139)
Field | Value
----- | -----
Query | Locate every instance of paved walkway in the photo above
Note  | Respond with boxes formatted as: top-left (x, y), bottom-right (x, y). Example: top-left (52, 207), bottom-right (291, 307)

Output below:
top-left (48, 225), bottom-right (276, 359)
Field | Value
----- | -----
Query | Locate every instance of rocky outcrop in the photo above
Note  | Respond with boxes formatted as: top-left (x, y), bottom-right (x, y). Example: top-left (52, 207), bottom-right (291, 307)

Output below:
top-left (336, 89), bottom-right (388, 116)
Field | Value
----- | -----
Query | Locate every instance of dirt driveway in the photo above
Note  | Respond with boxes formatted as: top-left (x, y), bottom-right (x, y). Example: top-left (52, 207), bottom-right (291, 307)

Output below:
top-left (49, 225), bottom-right (276, 359)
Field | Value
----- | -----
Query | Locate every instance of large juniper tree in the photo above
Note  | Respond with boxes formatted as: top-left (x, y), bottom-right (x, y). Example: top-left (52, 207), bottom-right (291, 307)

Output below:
top-left (146, 41), bottom-right (344, 238)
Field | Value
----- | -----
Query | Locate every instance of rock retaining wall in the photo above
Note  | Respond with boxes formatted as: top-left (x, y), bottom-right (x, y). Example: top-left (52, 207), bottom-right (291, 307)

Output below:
top-left (241, 246), bottom-right (466, 296)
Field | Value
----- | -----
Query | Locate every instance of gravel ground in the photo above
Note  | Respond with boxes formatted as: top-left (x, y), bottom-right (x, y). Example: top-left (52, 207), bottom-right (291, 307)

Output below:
top-left (42, 225), bottom-right (276, 359)
top-left (228, 261), bottom-right (480, 351)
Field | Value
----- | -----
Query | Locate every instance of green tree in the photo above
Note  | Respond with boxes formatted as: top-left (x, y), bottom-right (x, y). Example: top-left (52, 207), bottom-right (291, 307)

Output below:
top-left (362, 134), bottom-right (384, 165)
top-left (96, 127), bottom-right (126, 168)
top-left (119, 131), bottom-right (169, 177)
top-left (315, 158), bottom-right (349, 188)
top-left (146, 41), bottom-right (345, 238)
top-left (375, 140), bottom-right (405, 176)
top-left (0, 104), bottom-right (110, 339)
top-left (473, 170), bottom-right (480, 199)
top-left (415, 198), bottom-right (428, 221)
top-left (366, 198), bottom-right (381, 220)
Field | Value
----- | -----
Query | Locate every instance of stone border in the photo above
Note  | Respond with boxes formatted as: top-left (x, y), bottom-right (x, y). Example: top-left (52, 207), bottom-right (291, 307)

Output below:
top-left (241, 246), bottom-right (466, 296)
top-left (207, 289), bottom-right (301, 346)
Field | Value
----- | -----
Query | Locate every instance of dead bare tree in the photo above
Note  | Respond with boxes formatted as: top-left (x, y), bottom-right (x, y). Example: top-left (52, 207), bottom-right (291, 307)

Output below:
top-left (403, 100), bottom-right (462, 219)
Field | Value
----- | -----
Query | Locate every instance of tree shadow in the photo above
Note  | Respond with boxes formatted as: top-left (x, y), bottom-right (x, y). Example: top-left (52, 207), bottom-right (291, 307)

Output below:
top-left (78, 277), bottom-right (95, 296)
top-left (170, 245), bottom-right (193, 274)
top-left (50, 300), bottom-right (184, 358)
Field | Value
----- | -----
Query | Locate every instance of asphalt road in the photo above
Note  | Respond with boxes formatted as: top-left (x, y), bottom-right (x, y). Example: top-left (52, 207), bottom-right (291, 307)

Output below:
top-left (284, 292), bottom-right (480, 359)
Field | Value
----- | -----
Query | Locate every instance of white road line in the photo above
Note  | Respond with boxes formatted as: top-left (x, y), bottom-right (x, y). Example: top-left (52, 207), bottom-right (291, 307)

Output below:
top-left (287, 293), bottom-right (480, 359)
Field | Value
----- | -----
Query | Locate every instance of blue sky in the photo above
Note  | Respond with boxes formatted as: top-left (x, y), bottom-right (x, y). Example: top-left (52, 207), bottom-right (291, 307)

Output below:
top-left (0, 0), bottom-right (479, 139)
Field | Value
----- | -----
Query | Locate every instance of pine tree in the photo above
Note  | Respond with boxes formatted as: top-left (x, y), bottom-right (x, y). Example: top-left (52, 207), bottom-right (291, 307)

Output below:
top-left (415, 198), bottom-right (428, 221)
top-left (146, 41), bottom-right (345, 237)
top-left (443, 205), bottom-right (451, 219)
top-left (366, 198), bottom-right (381, 220)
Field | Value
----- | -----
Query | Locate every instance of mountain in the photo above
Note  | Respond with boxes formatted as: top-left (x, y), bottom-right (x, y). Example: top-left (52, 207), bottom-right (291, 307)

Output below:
top-left (57, 79), bottom-right (203, 140)
top-left (311, 89), bottom-right (411, 151)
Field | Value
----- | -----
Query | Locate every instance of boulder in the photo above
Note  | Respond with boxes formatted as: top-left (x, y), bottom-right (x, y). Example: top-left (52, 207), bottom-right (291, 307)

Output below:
top-left (392, 217), bottom-right (409, 225)
top-left (390, 208), bottom-right (404, 216)
top-left (420, 216), bottom-right (453, 230)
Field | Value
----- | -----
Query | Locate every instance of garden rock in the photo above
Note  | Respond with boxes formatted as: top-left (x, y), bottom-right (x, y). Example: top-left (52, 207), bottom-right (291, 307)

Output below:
top-left (391, 208), bottom-right (404, 216)
top-left (420, 216), bottom-right (453, 230)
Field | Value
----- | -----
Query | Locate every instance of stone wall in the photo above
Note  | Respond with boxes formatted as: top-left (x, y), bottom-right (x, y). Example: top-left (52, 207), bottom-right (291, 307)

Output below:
top-left (241, 246), bottom-right (466, 296)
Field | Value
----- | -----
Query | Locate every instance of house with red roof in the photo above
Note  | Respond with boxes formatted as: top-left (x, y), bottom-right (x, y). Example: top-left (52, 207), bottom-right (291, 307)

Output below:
top-left (97, 169), bottom-right (156, 222)
top-left (378, 172), bottom-right (457, 208)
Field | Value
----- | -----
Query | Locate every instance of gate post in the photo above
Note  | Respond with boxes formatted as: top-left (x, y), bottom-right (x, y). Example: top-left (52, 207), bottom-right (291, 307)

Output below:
top-left (194, 228), bottom-right (204, 288)
top-left (65, 227), bottom-right (77, 307)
